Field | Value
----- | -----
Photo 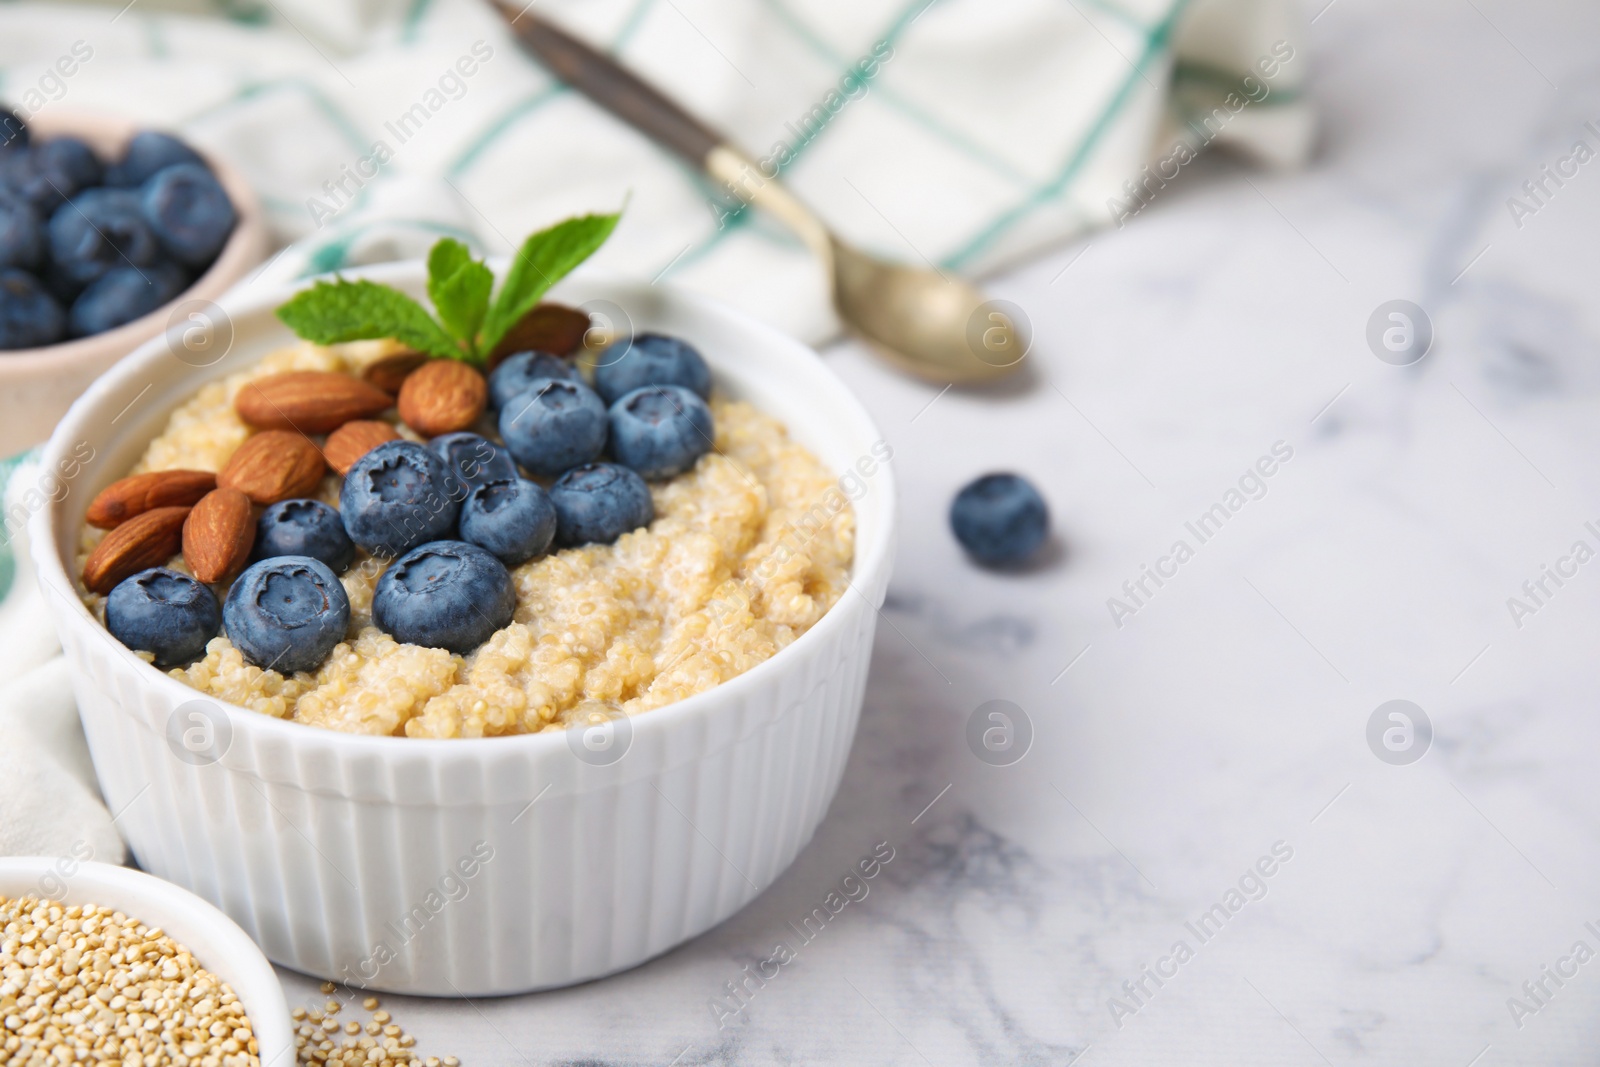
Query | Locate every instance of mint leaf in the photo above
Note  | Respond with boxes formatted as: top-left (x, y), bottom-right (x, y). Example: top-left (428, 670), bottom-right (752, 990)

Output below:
top-left (426, 239), bottom-right (493, 357)
top-left (480, 213), bottom-right (620, 356)
top-left (276, 278), bottom-right (459, 359)
top-left (427, 239), bottom-right (473, 293)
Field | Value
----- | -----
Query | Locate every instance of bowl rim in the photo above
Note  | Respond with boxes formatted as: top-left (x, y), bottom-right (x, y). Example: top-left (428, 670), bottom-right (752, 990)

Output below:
top-left (31, 262), bottom-right (896, 760)
top-left (0, 107), bottom-right (269, 368)
top-left (0, 856), bottom-right (294, 1065)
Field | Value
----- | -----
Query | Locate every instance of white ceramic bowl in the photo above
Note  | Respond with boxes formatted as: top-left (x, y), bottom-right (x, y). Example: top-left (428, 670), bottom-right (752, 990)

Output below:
top-left (0, 857), bottom-right (293, 1065)
top-left (0, 109), bottom-right (269, 456)
top-left (29, 267), bottom-right (895, 995)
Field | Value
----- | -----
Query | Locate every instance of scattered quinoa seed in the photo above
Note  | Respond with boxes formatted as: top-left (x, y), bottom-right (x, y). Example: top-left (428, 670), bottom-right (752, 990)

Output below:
top-left (292, 984), bottom-right (457, 1067)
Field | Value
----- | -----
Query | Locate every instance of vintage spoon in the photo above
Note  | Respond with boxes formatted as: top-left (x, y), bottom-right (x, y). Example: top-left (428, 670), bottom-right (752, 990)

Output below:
top-left (494, 6), bottom-right (1025, 383)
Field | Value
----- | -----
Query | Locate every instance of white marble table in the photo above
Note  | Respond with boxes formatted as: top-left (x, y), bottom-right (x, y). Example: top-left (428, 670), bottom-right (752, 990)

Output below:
top-left (279, 1), bottom-right (1600, 1062)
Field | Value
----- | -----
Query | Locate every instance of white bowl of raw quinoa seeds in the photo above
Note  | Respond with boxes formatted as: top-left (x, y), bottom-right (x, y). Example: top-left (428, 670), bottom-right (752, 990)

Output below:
top-left (30, 266), bottom-right (895, 995)
top-left (0, 857), bottom-right (293, 1067)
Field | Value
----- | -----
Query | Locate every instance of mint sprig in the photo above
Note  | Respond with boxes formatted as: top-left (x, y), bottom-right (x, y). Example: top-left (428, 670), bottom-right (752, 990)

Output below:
top-left (427, 238), bottom-right (492, 350)
top-left (276, 278), bottom-right (460, 358)
top-left (276, 211), bottom-right (620, 365)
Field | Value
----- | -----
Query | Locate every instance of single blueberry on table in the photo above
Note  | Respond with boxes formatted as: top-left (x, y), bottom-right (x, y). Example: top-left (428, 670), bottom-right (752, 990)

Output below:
top-left (0, 268), bottom-right (65, 349)
top-left (340, 439), bottom-right (459, 559)
top-left (428, 431), bottom-right (518, 495)
top-left (372, 540), bottom-right (515, 654)
top-left (141, 163), bottom-right (236, 267)
top-left (607, 384), bottom-right (714, 480)
top-left (0, 190), bottom-right (42, 271)
top-left (593, 332), bottom-right (712, 405)
top-left (459, 478), bottom-right (557, 565)
top-left (105, 567), bottom-right (220, 668)
top-left (68, 262), bottom-right (187, 337)
top-left (498, 377), bottom-right (608, 477)
top-left (105, 131), bottom-right (204, 188)
top-left (255, 499), bottom-right (355, 574)
top-left (223, 556), bottom-right (350, 674)
top-left (488, 350), bottom-right (582, 410)
top-left (549, 462), bottom-right (654, 547)
top-left (949, 473), bottom-right (1049, 567)
top-left (48, 188), bottom-right (161, 291)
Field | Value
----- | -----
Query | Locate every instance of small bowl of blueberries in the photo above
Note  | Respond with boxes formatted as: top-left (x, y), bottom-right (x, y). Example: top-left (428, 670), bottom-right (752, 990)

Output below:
top-left (0, 105), bottom-right (267, 454)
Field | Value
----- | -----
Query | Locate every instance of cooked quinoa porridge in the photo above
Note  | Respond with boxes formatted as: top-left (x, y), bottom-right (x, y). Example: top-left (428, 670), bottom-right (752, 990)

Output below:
top-left (80, 341), bottom-right (856, 738)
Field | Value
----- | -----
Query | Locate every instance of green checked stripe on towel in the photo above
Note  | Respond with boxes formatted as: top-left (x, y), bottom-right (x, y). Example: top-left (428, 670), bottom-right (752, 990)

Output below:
top-left (0, 450), bottom-right (39, 605)
top-left (0, 0), bottom-right (1312, 345)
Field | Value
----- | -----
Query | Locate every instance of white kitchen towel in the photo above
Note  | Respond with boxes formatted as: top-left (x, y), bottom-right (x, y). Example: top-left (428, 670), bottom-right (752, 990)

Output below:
top-left (0, 453), bottom-right (126, 864)
top-left (0, 0), bottom-right (1311, 858)
top-left (0, 0), bottom-right (1312, 344)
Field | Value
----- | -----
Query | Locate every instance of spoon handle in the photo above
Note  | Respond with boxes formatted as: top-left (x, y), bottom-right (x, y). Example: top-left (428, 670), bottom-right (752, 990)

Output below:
top-left (494, 4), bottom-right (835, 259)
top-left (495, 5), bottom-right (723, 167)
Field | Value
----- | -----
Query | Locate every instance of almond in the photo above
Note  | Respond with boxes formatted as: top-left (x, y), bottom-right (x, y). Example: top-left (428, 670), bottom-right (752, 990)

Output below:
top-left (362, 350), bottom-right (429, 395)
top-left (489, 303), bottom-right (592, 363)
top-left (235, 371), bottom-right (393, 433)
top-left (218, 430), bottom-right (326, 505)
top-left (82, 506), bottom-right (191, 594)
top-left (86, 469), bottom-right (216, 529)
top-left (398, 360), bottom-right (487, 437)
top-left (183, 488), bottom-right (256, 584)
top-left (325, 420), bottom-right (399, 475)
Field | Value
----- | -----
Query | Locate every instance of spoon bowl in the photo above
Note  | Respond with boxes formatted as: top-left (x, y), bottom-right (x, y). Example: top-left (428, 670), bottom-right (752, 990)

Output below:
top-left (831, 238), bottom-right (1025, 382)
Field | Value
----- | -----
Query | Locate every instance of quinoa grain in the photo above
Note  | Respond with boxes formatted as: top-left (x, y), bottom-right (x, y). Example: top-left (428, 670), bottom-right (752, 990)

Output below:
top-left (290, 988), bottom-right (455, 1067)
top-left (0, 894), bottom-right (259, 1067)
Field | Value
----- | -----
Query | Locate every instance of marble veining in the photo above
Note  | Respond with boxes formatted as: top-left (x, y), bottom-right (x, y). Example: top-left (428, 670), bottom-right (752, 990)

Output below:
top-left (277, 2), bottom-right (1600, 1063)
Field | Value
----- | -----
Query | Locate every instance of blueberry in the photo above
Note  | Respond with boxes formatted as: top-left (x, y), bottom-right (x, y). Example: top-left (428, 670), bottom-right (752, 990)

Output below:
top-left (487, 350), bottom-right (582, 410)
top-left (497, 378), bottom-right (608, 477)
top-left (593, 332), bottom-right (712, 405)
top-left (372, 540), bottom-right (515, 654)
top-left (68, 262), bottom-right (187, 337)
top-left (339, 440), bottom-right (459, 558)
top-left (256, 499), bottom-right (355, 573)
top-left (141, 163), bottom-right (236, 268)
top-left (35, 138), bottom-right (102, 189)
top-left (0, 108), bottom-right (26, 152)
top-left (105, 567), bottom-right (220, 668)
top-left (427, 431), bottom-right (518, 495)
top-left (548, 462), bottom-right (653, 546)
top-left (47, 188), bottom-right (161, 292)
top-left (607, 384), bottom-right (714, 480)
top-left (3, 139), bottom-right (103, 214)
top-left (459, 478), bottom-right (557, 565)
top-left (0, 151), bottom-right (52, 216)
top-left (0, 268), bottom-right (64, 349)
top-left (105, 131), bottom-right (203, 188)
top-left (0, 190), bottom-right (41, 271)
top-left (950, 473), bottom-right (1049, 566)
top-left (223, 556), bottom-right (349, 673)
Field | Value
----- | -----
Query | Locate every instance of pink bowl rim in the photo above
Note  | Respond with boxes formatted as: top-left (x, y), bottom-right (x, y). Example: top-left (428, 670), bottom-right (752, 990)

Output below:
top-left (30, 263), bottom-right (896, 763)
